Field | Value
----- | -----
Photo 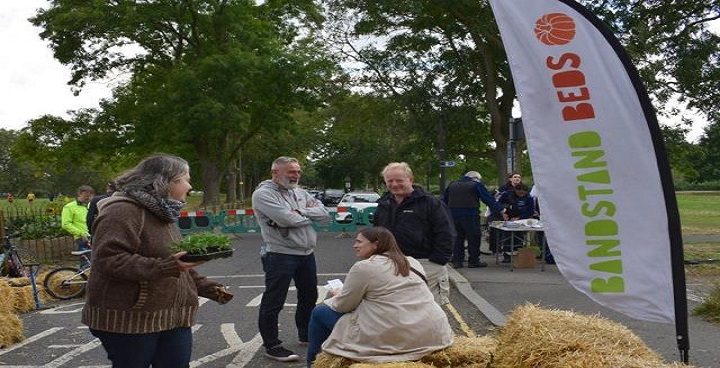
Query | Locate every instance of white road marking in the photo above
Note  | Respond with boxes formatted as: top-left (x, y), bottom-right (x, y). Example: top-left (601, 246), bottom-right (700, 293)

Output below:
top-left (246, 286), bottom-right (329, 307)
top-left (0, 328), bottom-right (63, 356)
top-left (190, 324), bottom-right (262, 367)
top-left (39, 302), bottom-right (85, 314)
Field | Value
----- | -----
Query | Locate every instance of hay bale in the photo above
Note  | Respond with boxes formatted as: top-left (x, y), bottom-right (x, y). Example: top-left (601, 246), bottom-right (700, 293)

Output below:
top-left (12, 285), bottom-right (37, 314)
top-left (313, 352), bottom-right (356, 368)
top-left (349, 362), bottom-right (433, 368)
top-left (0, 312), bottom-right (24, 348)
top-left (492, 303), bottom-right (686, 368)
top-left (421, 336), bottom-right (497, 367)
top-left (312, 336), bottom-right (497, 368)
top-left (0, 279), bottom-right (14, 314)
top-left (6, 277), bottom-right (31, 287)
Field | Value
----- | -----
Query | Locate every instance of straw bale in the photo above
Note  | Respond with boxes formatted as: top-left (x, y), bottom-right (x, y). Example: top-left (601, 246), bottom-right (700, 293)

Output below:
top-left (12, 285), bottom-right (37, 314)
top-left (0, 312), bottom-right (25, 348)
top-left (6, 277), bottom-right (31, 287)
top-left (0, 279), bottom-right (14, 314)
top-left (313, 352), bottom-right (356, 368)
top-left (421, 336), bottom-right (497, 367)
top-left (493, 303), bottom-right (668, 368)
top-left (312, 336), bottom-right (497, 368)
top-left (349, 362), bottom-right (433, 368)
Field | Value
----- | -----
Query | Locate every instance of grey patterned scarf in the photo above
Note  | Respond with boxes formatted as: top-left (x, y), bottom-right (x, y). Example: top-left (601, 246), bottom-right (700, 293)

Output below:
top-left (123, 189), bottom-right (185, 223)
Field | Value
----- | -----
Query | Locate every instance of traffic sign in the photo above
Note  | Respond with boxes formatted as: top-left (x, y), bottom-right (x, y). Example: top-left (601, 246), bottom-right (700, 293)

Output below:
top-left (440, 160), bottom-right (455, 167)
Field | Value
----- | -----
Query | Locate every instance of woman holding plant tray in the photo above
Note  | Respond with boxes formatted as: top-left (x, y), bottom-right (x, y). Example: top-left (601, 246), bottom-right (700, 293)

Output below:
top-left (82, 154), bottom-right (233, 368)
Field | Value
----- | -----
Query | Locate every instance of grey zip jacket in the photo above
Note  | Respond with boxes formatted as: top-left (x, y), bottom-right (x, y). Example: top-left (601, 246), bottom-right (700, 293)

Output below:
top-left (252, 180), bottom-right (331, 255)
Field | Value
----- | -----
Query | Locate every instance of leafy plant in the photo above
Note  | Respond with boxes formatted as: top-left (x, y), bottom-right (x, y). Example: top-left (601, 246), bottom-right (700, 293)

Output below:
top-left (6, 215), bottom-right (66, 240)
top-left (693, 284), bottom-right (720, 324)
top-left (170, 232), bottom-right (232, 255)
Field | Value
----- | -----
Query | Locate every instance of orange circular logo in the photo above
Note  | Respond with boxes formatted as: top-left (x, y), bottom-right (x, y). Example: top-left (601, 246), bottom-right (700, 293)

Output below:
top-left (534, 13), bottom-right (576, 45)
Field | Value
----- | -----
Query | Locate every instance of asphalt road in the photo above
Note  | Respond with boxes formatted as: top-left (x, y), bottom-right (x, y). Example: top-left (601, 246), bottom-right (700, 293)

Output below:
top-left (5, 230), bottom-right (716, 367)
top-left (1, 231), bottom-right (492, 368)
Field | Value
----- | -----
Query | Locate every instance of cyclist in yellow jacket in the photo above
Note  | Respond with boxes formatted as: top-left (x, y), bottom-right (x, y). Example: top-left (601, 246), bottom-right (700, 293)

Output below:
top-left (61, 185), bottom-right (95, 269)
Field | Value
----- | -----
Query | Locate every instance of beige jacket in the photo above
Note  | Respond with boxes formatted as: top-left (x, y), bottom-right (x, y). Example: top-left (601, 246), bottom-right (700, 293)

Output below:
top-left (322, 255), bottom-right (453, 362)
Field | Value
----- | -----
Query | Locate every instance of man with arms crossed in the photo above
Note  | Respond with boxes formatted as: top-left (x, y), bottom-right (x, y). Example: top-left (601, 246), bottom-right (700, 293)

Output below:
top-left (373, 162), bottom-right (456, 305)
top-left (253, 156), bottom-right (330, 362)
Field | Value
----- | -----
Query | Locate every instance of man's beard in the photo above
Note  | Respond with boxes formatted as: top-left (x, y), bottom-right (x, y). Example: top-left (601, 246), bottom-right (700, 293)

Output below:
top-left (279, 176), bottom-right (299, 190)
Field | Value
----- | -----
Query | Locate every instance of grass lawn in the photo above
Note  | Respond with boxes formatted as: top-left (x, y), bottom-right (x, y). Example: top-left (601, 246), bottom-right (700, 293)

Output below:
top-left (676, 192), bottom-right (720, 235)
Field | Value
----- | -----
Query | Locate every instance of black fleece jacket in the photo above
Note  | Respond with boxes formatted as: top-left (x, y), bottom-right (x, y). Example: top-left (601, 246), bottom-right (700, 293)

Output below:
top-left (373, 186), bottom-right (455, 265)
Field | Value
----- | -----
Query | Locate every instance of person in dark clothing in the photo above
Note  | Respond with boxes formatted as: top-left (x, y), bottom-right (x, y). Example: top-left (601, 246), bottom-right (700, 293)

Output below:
top-left (497, 182), bottom-right (535, 263)
top-left (498, 172), bottom-right (523, 194)
top-left (443, 171), bottom-right (506, 268)
top-left (86, 181), bottom-right (117, 234)
top-left (373, 162), bottom-right (456, 305)
top-left (487, 172), bottom-right (522, 251)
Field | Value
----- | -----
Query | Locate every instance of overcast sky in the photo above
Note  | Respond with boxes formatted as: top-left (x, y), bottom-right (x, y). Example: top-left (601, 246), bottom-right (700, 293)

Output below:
top-left (0, 1), bottom-right (714, 142)
top-left (0, 1), bottom-right (114, 132)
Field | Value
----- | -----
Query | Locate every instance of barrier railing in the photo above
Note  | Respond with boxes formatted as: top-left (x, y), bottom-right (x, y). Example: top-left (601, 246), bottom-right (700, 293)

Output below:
top-left (216, 209), bottom-right (260, 233)
top-left (174, 207), bottom-right (366, 235)
top-left (177, 211), bottom-right (214, 235)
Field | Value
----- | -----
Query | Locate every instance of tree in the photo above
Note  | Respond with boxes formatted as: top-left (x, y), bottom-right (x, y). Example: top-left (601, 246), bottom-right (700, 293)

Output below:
top-left (660, 124), bottom-right (700, 183)
top-left (0, 129), bottom-right (38, 196)
top-left (31, 0), bottom-right (338, 206)
top-left (321, 0), bottom-right (720, 183)
top-left (12, 113), bottom-right (123, 195)
top-left (695, 122), bottom-right (720, 181)
top-left (322, 0), bottom-right (521, 183)
top-left (582, 1), bottom-right (720, 123)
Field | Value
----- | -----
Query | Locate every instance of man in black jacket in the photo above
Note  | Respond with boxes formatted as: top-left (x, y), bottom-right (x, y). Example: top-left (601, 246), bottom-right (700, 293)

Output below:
top-left (373, 162), bottom-right (456, 305)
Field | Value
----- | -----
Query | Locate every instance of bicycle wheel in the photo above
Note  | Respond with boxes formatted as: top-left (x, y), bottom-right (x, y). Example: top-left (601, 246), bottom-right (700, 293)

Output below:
top-left (43, 267), bottom-right (88, 300)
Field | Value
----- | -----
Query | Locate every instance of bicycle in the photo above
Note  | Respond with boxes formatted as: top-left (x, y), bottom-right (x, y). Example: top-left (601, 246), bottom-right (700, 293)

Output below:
top-left (0, 234), bottom-right (40, 278)
top-left (43, 249), bottom-right (91, 300)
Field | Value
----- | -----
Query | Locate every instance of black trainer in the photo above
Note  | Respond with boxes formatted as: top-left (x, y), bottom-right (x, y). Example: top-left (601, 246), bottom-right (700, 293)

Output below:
top-left (467, 261), bottom-right (488, 268)
top-left (265, 346), bottom-right (300, 362)
top-left (452, 261), bottom-right (464, 268)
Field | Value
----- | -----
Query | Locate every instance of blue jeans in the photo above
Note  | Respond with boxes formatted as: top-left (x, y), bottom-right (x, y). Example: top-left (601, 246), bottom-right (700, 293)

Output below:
top-left (452, 215), bottom-right (482, 264)
top-left (90, 327), bottom-right (192, 368)
top-left (76, 238), bottom-right (90, 270)
top-left (306, 303), bottom-right (343, 367)
top-left (258, 252), bottom-right (318, 349)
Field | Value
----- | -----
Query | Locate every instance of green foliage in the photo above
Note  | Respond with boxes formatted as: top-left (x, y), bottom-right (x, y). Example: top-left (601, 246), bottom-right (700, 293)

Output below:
top-left (581, 1), bottom-right (720, 123)
top-left (674, 181), bottom-right (720, 191)
top-left (170, 232), bottom-right (232, 254)
top-left (695, 122), bottom-right (720, 181)
top-left (29, 0), bottom-right (339, 206)
top-left (5, 215), bottom-right (66, 240)
top-left (693, 285), bottom-right (720, 323)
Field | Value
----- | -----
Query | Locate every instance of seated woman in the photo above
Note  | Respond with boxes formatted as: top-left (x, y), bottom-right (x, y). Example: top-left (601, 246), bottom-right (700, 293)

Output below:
top-left (306, 226), bottom-right (453, 367)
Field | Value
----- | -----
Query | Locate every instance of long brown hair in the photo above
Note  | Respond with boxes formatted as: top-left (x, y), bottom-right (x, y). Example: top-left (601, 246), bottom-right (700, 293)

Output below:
top-left (358, 227), bottom-right (410, 277)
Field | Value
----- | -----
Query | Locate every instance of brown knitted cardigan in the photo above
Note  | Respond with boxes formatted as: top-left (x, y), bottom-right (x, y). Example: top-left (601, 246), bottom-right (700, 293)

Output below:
top-left (82, 195), bottom-right (224, 334)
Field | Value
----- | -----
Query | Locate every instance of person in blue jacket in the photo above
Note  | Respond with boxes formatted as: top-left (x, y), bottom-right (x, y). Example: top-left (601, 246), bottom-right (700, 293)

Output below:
top-left (498, 182), bottom-right (535, 262)
top-left (443, 171), bottom-right (506, 268)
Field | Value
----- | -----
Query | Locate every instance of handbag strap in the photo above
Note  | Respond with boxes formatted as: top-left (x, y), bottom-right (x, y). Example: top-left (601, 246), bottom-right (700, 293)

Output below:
top-left (410, 266), bottom-right (428, 284)
top-left (375, 254), bottom-right (428, 284)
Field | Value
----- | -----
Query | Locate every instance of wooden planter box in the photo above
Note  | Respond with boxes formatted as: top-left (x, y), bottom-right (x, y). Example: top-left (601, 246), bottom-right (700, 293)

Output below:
top-left (20, 236), bottom-right (75, 264)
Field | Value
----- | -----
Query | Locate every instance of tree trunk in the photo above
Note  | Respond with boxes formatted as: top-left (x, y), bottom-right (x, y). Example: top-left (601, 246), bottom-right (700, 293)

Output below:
top-left (199, 158), bottom-right (223, 207)
top-left (226, 172), bottom-right (237, 203)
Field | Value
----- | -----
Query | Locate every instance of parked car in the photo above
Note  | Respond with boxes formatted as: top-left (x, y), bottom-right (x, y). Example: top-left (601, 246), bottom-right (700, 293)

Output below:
top-left (335, 192), bottom-right (380, 224)
top-left (319, 188), bottom-right (345, 207)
